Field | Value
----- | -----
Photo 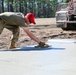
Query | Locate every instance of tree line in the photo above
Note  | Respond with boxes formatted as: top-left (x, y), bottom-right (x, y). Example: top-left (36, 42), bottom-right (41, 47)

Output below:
top-left (0, 0), bottom-right (59, 18)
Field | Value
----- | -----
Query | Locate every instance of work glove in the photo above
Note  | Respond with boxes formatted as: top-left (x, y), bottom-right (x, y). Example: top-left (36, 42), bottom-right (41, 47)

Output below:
top-left (35, 41), bottom-right (50, 48)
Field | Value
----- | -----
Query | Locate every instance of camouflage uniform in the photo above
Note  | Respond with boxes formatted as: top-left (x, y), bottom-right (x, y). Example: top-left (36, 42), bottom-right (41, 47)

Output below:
top-left (0, 12), bottom-right (26, 48)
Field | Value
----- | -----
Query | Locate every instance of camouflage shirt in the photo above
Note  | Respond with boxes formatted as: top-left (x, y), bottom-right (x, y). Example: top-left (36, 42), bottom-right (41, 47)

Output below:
top-left (0, 12), bottom-right (26, 27)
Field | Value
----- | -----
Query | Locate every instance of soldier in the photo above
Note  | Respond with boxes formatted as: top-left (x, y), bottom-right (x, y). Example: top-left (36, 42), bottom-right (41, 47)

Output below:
top-left (0, 12), bottom-right (49, 49)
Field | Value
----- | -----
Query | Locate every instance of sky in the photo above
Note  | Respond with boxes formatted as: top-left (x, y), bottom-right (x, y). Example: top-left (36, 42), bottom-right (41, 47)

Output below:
top-left (58, 0), bottom-right (61, 2)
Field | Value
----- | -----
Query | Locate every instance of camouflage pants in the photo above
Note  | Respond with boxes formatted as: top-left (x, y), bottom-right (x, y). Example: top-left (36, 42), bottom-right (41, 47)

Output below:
top-left (0, 20), bottom-right (20, 43)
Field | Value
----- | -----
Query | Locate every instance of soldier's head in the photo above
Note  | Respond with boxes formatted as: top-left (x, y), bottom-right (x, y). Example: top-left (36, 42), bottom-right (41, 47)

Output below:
top-left (25, 13), bottom-right (36, 25)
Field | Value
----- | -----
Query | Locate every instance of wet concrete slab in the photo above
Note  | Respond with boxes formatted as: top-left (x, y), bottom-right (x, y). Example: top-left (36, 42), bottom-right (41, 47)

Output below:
top-left (0, 39), bottom-right (76, 75)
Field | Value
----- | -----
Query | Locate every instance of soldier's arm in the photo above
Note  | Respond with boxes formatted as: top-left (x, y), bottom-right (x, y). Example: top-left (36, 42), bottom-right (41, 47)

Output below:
top-left (22, 27), bottom-right (41, 44)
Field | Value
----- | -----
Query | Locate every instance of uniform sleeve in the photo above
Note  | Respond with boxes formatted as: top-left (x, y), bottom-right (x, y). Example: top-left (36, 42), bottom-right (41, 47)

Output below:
top-left (14, 13), bottom-right (27, 27)
top-left (16, 17), bottom-right (27, 27)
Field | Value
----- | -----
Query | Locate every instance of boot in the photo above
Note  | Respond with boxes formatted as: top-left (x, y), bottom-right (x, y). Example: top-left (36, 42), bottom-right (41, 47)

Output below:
top-left (9, 41), bottom-right (16, 49)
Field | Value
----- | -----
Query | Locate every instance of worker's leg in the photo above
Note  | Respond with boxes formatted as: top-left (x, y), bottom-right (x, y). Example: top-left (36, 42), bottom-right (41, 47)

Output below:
top-left (0, 20), bottom-right (5, 35)
top-left (5, 25), bottom-right (20, 49)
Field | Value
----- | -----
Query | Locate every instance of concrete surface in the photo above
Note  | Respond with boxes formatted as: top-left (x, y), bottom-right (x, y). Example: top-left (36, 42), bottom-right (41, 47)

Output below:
top-left (0, 39), bottom-right (76, 75)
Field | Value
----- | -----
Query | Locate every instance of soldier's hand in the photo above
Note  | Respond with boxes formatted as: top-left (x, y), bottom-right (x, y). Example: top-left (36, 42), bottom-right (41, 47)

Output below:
top-left (35, 41), bottom-right (50, 48)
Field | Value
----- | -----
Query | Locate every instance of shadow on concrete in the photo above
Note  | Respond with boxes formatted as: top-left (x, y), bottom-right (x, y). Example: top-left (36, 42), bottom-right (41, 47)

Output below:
top-left (0, 46), bottom-right (65, 51)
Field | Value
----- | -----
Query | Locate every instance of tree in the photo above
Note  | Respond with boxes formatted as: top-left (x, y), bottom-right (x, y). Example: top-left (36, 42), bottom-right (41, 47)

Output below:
top-left (66, 0), bottom-right (70, 3)
top-left (9, 0), bottom-right (14, 11)
top-left (1, 0), bottom-right (4, 12)
top-left (1, 0), bottom-right (58, 17)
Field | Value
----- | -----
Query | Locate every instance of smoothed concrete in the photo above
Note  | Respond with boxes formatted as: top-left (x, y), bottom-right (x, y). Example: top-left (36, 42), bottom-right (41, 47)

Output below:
top-left (0, 39), bottom-right (76, 75)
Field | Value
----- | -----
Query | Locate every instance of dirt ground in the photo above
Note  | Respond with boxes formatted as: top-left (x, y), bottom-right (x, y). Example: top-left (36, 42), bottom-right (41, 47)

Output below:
top-left (0, 18), bottom-right (76, 49)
